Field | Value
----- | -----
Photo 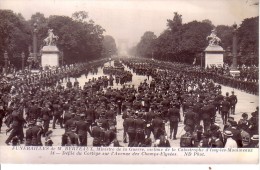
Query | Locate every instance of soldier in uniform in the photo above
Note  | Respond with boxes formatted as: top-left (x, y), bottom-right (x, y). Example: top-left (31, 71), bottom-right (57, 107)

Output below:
top-left (75, 114), bottom-right (92, 146)
top-left (66, 79), bottom-right (72, 89)
top-left (184, 106), bottom-right (196, 133)
top-left (52, 103), bottom-right (63, 129)
top-left (151, 112), bottom-right (165, 140)
top-left (229, 91), bottom-right (238, 115)
top-left (25, 120), bottom-right (35, 146)
top-left (125, 112), bottom-right (136, 147)
top-left (31, 119), bottom-right (44, 146)
top-left (168, 107), bottom-right (181, 140)
top-left (62, 125), bottom-right (79, 146)
top-left (92, 119), bottom-right (105, 147)
top-left (5, 105), bottom-right (26, 145)
top-left (65, 113), bottom-right (76, 132)
top-left (41, 103), bottom-right (52, 137)
top-left (221, 97), bottom-right (230, 125)
top-left (134, 112), bottom-right (146, 146)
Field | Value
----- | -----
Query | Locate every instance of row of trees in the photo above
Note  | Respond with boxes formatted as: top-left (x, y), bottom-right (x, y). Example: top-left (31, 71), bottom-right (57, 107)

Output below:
top-left (129, 12), bottom-right (258, 66)
top-left (0, 10), bottom-right (117, 69)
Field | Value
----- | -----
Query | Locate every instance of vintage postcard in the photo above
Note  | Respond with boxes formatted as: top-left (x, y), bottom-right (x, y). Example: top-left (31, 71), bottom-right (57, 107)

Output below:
top-left (0, 0), bottom-right (259, 165)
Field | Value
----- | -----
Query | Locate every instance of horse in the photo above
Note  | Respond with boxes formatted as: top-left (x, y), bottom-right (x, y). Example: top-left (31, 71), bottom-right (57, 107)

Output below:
top-left (43, 35), bottom-right (59, 46)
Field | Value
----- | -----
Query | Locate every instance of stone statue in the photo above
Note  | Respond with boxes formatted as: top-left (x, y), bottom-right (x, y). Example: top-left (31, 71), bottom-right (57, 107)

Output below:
top-left (43, 29), bottom-right (59, 46)
top-left (206, 29), bottom-right (221, 46)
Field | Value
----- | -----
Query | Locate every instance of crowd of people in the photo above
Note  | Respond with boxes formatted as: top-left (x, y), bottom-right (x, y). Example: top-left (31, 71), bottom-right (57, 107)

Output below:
top-left (0, 57), bottom-right (258, 148)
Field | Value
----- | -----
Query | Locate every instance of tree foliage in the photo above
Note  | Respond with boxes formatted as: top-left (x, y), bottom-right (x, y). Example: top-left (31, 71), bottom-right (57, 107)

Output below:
top-left (136, 31), bottom-right (157, 58)
top-left (134, 12), bottom-right (258, 66)
top-left (0, 10), bottom-right (31, 69)
top-left (0, 9), bottom-right (112, 69)
top-left (102, 35), bottom-right (117, 58)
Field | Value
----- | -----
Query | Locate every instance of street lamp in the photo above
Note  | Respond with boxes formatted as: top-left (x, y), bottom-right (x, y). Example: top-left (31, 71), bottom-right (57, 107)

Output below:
top-left (229, 23), bottom-right (240, 77)
top-left (4, 51), bottom-right (8, 74)
top-left (109, 50), bottom-right (112, 66)
top-left (21, 52), bottom-right (25, 72)
top-left (33, 22), bottom-right (38, 61)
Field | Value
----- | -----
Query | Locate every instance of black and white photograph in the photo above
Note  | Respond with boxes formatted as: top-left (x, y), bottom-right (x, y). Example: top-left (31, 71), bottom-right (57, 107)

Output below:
top-left (0, 0), bottom-right (259, 164)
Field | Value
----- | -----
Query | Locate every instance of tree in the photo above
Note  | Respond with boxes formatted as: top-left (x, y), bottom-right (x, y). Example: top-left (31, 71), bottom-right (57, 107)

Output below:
top-left (28, 12), bottom-right (48, 52)
top-left (136, 31), bottom-right (157, 58)
top-left (238, 16), bottom-right (259, 66)
top-left (102, 35), bottom-right (117, 58)
top-left (0, 10), bottom-right (31, 69)
top-left (47, 12), bottom-right (105, 64)
top-left (72, 11), bottom-right (88, 22)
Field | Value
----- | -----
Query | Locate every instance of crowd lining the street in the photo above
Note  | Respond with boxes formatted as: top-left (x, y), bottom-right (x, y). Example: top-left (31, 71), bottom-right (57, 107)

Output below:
top-left (0, 58), bottom-right (258, 148)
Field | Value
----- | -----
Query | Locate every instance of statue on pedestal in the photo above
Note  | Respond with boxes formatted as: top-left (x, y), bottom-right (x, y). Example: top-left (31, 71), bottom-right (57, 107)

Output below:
top-left (41, 29), bottom-right (60, 68)
top-left (206, 29), bottom-right (221, 46)
top-left (43, 29), bottom-right (59, 46)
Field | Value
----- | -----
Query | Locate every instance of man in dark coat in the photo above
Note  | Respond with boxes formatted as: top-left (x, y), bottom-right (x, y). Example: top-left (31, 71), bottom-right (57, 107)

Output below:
top-left (229, 91), bottom-right (238, 115)
top-left (75, 114), bottom-right (92, 146)
top-left (91, 120), bottom-right (105, 146)
top-left (184, 106), bottom-right (196, 133)
top-left (125, 112), bottom-right (136, 147)
top-left (221, 97), bottom-right (230, 124)
top-left (168, 107), bottom-right (181, 140)
top-left (134, 112), bottom-right (146, 146)
top-left (5, 106), bottom-right (26, 145)
top-left (41, 103), bottom-right (52, 136)
top-left (151, 112), bottom-right (165, 140)
top-left (31, 119), bottom-right (44, 146)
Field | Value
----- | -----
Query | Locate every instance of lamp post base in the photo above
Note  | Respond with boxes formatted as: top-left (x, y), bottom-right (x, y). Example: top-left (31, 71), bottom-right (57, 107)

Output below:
top-left (230, 69), bottom-right (240, 77)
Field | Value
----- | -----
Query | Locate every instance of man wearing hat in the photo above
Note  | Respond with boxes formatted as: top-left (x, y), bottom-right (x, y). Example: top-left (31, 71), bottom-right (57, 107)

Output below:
top-left (125, 111), bottom-right (136, 147)
top-left (134, 111), bottom-right (145, 146)
top-left (184, 106), bottom-right (196, 133)
top-left (31, 119), bottom-right (43, 146)
top-left (238, 113), bottom-right (249, 131)
top-left (41, 103), bottom-right (52, 137)
top-left (224, 130), bottom-right (237, 148)
top-left (152, 112), bottom-right (165, 140)
top-left (226, 120), bottom-right (242, 147)
top-left (75, 113), bottom-right (92, 146)
top-left (221, 97), bottom-right (230, 124)
top-left (92, 119), bottom-right (105, 146)
top-left (248, 107), bottom-right (259, 136)
top-left (168, 107), bottom-right (181, 140)
top-left (229, 91), bottom-right (238, 115)
top-left (25, 120), bottom-right (35, 146)
top-left (5, 106), bottom-right (26, 145)
top-left (62, 124), bottom-right (79, 146)
top-left (65, 112), bottom-right (76, 132)
top-left (210, 132), bottom-right (224, 148)
top-left (249, 135), bottom-right (259, 148)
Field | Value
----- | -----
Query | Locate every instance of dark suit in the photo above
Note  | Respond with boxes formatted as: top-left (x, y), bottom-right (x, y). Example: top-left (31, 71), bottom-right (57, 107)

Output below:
top-left (76, 120), bottom-right (91, 146)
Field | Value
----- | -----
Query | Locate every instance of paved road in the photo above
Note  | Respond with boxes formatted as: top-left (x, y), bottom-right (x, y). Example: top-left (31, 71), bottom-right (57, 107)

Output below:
top-left (0, 61), bottom-right (258, 147)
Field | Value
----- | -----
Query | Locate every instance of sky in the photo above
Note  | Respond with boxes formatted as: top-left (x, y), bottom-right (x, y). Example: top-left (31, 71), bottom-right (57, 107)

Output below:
top-left (0, 0), bottom-right (259, 51)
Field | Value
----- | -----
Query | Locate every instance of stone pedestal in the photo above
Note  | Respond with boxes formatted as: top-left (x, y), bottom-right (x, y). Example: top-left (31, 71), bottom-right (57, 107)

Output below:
top-left (204, 45), bottom-right (224, 68)
top-left (41, 45), bottom-right (59, 68)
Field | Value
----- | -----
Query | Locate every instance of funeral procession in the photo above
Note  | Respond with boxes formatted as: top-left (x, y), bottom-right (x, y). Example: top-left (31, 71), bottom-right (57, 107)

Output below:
top-left (0, 0), bottom-right (259, 149)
